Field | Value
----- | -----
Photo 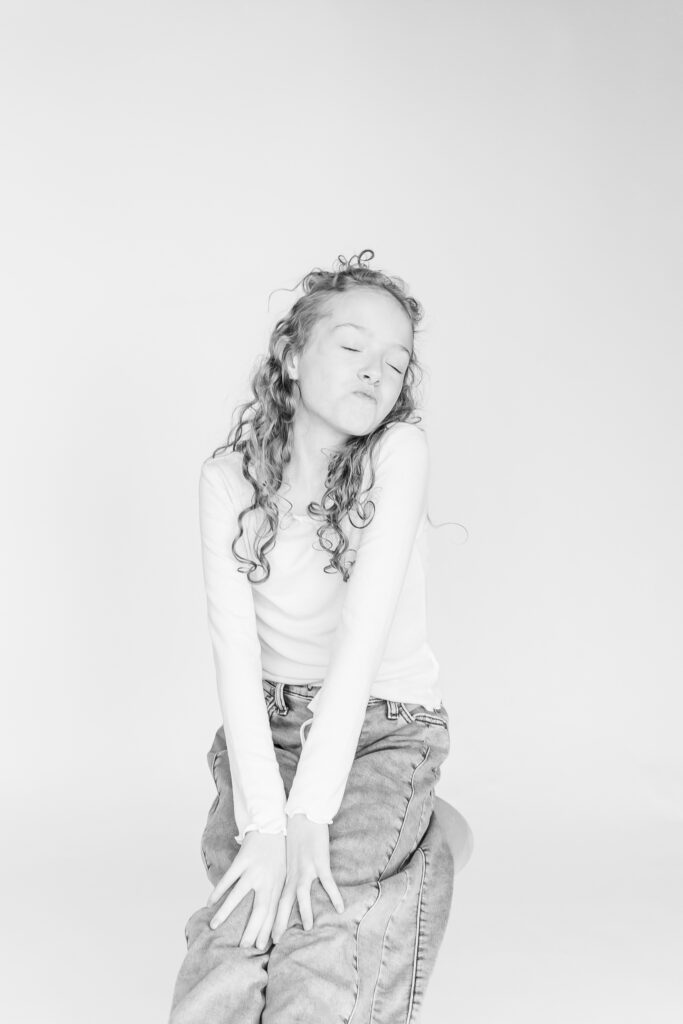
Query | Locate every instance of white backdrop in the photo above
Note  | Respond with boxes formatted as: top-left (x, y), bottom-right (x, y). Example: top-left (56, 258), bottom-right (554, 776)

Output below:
top-left (2, 2), bottom-right (681, 1021)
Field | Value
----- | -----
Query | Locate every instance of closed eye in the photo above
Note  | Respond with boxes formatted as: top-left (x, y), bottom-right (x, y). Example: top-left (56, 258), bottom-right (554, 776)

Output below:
top-left (341, 345), bottom-right (403, 374)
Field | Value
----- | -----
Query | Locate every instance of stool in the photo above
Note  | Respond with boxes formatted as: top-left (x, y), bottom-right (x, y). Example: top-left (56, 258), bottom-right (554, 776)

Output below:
top-left (432, 797), bottom-right (474, 878)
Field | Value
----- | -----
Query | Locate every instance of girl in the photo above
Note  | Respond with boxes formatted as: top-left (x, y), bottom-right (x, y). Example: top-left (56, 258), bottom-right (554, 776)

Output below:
top-left (168, 250), bottom-right (455, 1024)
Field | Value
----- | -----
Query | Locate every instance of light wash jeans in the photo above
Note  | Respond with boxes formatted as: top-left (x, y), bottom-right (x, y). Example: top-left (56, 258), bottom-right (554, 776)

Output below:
top-left (168, 678), bottom-right (454, 1024)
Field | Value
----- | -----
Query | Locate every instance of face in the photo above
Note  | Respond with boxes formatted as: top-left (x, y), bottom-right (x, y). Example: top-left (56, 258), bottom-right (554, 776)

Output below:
top-left (286, 287), bottom-right (414, 440)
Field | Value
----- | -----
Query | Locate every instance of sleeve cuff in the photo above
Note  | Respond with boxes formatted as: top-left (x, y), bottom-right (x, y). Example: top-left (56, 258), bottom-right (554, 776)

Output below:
top-left (285, 808), bottom-right (334, 827)
top-left (235, 821), bottom-right (288, 845)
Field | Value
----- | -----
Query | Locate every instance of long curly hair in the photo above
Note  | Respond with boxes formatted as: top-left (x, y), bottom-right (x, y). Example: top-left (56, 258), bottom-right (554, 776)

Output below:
top-left (210, 249), bottom-right (430, 584)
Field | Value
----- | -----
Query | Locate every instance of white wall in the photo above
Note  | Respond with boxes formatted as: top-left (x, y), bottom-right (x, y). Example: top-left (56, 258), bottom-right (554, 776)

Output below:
top-left (2, 1), bottom-right (681, 1021)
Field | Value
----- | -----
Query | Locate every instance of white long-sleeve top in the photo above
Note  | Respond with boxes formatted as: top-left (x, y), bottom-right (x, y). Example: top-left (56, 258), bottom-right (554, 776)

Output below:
top-left (198, 420), bottom-right (442, 844)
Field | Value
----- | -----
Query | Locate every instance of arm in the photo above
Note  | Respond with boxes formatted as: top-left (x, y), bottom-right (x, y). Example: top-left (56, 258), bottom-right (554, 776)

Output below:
top-left (283, 422), bottom-right (430, 825)
top-left (199, 457), bottom-right (288, 845)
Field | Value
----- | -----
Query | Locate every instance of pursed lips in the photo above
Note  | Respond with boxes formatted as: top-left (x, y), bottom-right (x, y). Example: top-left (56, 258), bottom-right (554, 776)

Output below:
top-left (354, 390), bottom-right (377, 402)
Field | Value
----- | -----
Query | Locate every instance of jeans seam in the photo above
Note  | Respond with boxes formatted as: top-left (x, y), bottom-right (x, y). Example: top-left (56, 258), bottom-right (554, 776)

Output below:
top-left (379, 745), bottom-right (431, 881)
top-left (344, 884), bottom-right (383, 1024)
top-left (368, 870), bottom-right (411, 1022)
top-left (407, 847), bottom-right (427, 1023)
top-left (200, 750), bottom-right (223, 870)
top-left (414, 790), bottom-right (431, 851)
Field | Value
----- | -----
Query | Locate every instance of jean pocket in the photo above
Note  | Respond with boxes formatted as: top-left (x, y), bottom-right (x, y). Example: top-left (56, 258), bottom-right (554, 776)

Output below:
top-left (399, 701), bottom-right (450, 732)
top-left (206, 748), bottom-right (224, 819)
top-left (201, 747), bottom-right (234, 877)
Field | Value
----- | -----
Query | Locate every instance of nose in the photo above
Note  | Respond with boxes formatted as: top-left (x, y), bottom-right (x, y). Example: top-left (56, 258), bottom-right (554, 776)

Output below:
top-left (359, 361), bottom-right (381, 386)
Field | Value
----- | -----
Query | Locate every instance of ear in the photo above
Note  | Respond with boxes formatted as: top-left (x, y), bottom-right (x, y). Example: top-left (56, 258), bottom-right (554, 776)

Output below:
top-left (285, 348), bottom-right (299, 381)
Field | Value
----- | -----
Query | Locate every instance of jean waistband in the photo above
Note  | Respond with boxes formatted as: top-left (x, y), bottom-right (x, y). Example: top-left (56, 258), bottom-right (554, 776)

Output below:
top-left (263, 676), bottom-right (393, 712)
top-left (262, 678), bottom-right (323, 696)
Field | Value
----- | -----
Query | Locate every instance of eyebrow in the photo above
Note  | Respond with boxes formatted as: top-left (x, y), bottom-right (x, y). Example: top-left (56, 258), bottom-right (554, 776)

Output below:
top-left (331, 322), bottom-right (412, 356)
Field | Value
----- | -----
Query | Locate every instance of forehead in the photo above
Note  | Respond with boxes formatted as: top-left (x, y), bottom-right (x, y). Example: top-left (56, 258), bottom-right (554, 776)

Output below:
top-left (319, 287), bottom-right (414, 347)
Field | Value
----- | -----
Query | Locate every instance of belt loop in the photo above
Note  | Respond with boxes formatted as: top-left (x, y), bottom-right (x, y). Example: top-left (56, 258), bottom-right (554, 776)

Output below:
top-left (274, 681), bottom-right (289, 715)
top-left (386, 699), bottom-right (400, 720)
top-left (399, 702), bottom-right (415, 723)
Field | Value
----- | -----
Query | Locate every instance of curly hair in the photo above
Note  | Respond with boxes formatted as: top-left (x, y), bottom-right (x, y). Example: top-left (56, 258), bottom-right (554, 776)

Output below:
top-left (210, 249), bottom-right (429, 584)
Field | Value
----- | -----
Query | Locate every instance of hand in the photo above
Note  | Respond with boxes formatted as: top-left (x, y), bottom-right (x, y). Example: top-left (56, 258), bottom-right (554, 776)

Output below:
top-left (271, 813), bottom-right (344, 944)
top-left (206, 830), bottom-right (286, 950)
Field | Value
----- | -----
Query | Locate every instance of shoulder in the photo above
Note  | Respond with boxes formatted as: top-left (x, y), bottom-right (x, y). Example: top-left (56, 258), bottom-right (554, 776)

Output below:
top-left (199, 449), bottom-right (250, 506)
top-left (374, 420), bottom-right (429, 466)
top-left (379, 419), bottom-right (428, 446)
top-left (360, 421), bottom-right (429, 504)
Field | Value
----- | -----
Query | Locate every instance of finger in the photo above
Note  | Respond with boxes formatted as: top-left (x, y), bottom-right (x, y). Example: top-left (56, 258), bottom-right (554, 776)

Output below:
top-left (319, 871), bottom-right (345, 913)
top-left (297, 883), bottom-right (314, 932)
top-left (261, 883), bottom-right (287, 948)
top-left (256, 914), bottom-right (275, 952)
top-left (271, 887), bottom-right (295, 943)
top-left (207, 861), bottom-right (240, 908)
top-left (209, 881), bottom-right (250, 930)
top-left (272, 887), bottom-right (296, 944)
top-left (239, 897), bottom-right (269, 949)
top-left (254, 893), bottom-right (280, 951)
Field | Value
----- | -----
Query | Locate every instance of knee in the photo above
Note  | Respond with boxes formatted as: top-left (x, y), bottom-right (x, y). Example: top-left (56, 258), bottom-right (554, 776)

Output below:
top-left (184, 893), bottom-right (255, 951)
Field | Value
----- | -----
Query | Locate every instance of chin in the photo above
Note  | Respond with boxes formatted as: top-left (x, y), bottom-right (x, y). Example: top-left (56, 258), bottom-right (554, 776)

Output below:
top-left (348, 411), bottom-right (379, 433)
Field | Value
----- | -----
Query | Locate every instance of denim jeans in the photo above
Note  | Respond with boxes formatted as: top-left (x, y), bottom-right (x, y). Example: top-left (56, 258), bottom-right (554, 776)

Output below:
top-left (168, 678), bottom-right (454, 1024)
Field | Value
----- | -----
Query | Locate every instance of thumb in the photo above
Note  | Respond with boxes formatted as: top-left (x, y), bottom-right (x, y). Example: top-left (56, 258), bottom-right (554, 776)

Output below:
top-left (206, 852), bottom-right (243, 907)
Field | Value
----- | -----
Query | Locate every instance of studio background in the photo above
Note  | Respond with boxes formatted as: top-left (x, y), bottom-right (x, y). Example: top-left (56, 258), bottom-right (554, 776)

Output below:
top-left (2, 2), bottom-right (681, 1022)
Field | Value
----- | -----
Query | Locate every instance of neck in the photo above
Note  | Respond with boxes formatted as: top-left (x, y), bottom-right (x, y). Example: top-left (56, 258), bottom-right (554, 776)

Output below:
top-left (284, 410), bottom-right (347, 486)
